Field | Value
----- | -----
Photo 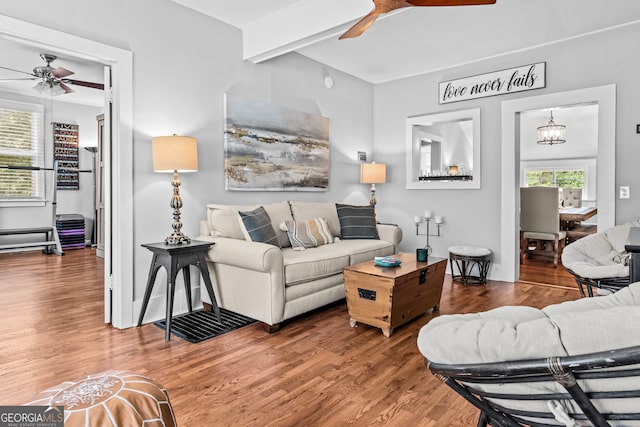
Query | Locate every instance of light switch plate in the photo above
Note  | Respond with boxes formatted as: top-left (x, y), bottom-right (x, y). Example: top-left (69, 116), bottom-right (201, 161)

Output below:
top-left (620, 186), bottom-right (630, 199)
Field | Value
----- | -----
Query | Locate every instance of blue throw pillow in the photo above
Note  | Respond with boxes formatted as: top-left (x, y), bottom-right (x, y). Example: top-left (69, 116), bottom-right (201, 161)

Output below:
top-left (238, 206), bottom-right (280, 247)
top-left (336, 203), bottom-right (379, 240)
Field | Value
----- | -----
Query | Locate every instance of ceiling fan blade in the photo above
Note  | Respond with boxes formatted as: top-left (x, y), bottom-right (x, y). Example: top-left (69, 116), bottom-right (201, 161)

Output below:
top-left (58, 82), bottom-right (75, 94)
top-left (51, 67), bottom-right (74, 79)
top-left (339, 13), bottom-right (381, 39)
top-left (63, 79), bottom-right (105, 90)
top-left (339, 0), bottom-right (428, 39)
top-left (0, 77), bottom-right (38, 82)
top-left (339, 0), bottom-right (496, 39)
top-left (406, 0), bottom-right (495, 5)
top-left (0, 65), bottom-right (37, 77)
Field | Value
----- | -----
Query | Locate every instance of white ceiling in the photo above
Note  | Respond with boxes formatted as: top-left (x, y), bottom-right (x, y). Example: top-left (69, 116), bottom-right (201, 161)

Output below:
top-left (0, 36), bottom-right (105, 107)
top-left (3, 1), bottom-right (640, 106)
top-left (171, 0), bottom-right (640, 84)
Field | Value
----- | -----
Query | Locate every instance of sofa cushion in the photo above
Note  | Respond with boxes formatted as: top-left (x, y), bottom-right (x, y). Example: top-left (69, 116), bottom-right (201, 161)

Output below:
top-left (208, 207), bottom-right (246, 240)
top-left (289, 201), bottom-right (341, 237)
top-left (282, 245), bottom-right (350, 285)
top-left (207, 202), bottom-right (293, 247)
top-left (330, 239), bottom-right (395, 264)
top-left (336, 203), bottom-right (379, 240)
top-left (282, 218), bottom-right (334, 250)
top-left (238, 206), bottom-right (280, 247)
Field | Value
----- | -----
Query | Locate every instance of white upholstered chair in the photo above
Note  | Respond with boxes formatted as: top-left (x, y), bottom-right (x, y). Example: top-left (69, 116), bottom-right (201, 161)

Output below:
top-left (520, 187), bottom-right (566, 268)
top-left (559, 187), bottom-right (582, 208)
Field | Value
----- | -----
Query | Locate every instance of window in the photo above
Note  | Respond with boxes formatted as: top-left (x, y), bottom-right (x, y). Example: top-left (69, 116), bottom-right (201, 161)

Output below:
top-left (526, 168), bottom-right (585, 189)
top-left (0, 99), bottom-right (45, 202)
top-left (521, 159), bottom-right (597, 203)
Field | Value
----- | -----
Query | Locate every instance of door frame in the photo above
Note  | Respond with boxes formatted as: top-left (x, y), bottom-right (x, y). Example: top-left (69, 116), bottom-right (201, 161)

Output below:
top-left (0, 15), bottom-right (134, 328)
top-left (500, 85), bottom-right (616, 282)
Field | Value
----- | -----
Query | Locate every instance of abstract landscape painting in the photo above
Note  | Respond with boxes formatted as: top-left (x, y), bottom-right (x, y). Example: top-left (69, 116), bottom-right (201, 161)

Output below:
top-left (224, 94), bottom-right (329, 191)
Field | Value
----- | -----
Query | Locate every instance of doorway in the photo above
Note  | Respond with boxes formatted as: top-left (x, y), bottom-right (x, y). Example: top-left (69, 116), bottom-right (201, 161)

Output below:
top-left (0, 15), bottom-right (134, 328)
top-left (500, 85), bottom-right (616, 283)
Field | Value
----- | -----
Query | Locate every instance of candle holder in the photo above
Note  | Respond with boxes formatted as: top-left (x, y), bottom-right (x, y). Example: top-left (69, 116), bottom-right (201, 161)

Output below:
top-left (414, 215), bottom-right (443, 260)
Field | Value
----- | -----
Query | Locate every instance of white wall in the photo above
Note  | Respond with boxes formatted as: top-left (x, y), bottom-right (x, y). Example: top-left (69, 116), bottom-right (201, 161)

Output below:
top-left (374, 21), bottom-right (640, 280)
top-left (0, 1), bottom-right (374, 323)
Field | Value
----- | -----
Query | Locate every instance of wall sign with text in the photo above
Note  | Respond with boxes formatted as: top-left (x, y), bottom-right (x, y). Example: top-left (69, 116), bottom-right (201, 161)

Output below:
top-left (439, 62), bottom-right (546, 104)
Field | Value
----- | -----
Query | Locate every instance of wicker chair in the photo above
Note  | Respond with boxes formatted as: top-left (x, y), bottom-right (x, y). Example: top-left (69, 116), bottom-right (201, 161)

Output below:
top-left (561, 221), bottom-right (639, 297)
top-left (417, 283), bottom-right (640, 426)
top-left (428, 346), bottom-right (640, 426)
top-left (563, 268), bottom-right (629, 297)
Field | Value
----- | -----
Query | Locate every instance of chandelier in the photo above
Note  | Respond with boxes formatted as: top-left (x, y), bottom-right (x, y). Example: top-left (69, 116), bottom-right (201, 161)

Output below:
top-left (537, 111), bottom-right (566, 145)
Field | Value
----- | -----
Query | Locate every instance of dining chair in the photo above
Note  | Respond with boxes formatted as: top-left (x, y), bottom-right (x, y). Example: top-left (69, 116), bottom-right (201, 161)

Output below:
top-left (559, 187), bottom-right (582, 208)
top-left (520, 187), bottom-right (566, 268)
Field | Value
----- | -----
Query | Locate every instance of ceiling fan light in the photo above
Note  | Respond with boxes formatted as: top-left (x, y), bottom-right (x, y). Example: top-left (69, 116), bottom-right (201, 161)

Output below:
top-left (32, 79), bottom-right (65, 96)
top-left (536, 111), bottom-right (566, 145)
top-left (50, 82), bottom-right (66, 96)
top-left (32, 81), bottom-right (48, 94)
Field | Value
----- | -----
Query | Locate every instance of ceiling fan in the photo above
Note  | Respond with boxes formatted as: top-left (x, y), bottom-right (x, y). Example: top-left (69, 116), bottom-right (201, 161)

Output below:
top-left (339, 0), bottom-right (497, 40)
top-left (0, 53), bottom-right (104, 96)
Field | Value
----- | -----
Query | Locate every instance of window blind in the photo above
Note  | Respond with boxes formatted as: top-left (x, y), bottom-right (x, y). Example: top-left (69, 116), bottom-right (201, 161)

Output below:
top-left (0, 99), bottom-right (45, 201)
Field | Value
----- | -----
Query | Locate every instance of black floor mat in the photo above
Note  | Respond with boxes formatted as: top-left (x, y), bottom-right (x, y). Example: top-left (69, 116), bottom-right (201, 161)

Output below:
top-left (154, 308), bottom-right (256, 343)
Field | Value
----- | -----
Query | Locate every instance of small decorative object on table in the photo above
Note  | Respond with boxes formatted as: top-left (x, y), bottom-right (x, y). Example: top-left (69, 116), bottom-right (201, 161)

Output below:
top-left (374, 256), bottom-right (402, 267)
top-left (414, 211), bottom-right (444, 258)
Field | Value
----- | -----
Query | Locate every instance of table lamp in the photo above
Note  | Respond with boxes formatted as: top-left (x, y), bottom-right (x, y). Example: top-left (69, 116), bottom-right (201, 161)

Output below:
top-left (152, 134), bottom-right (198, 245)
top-left (360, 162), bottom-right (386, 207)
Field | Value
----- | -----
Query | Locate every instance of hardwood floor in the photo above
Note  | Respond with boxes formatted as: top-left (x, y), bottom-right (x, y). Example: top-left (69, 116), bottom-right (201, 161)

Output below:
top-left (0, 249), bottom-right (580, 426)
top-left (519, 257), bottom-right (577, 289)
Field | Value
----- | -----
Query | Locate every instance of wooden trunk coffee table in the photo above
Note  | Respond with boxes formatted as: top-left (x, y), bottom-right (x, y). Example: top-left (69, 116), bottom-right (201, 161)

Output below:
top-left (343, 253), bottom-right (447, 337)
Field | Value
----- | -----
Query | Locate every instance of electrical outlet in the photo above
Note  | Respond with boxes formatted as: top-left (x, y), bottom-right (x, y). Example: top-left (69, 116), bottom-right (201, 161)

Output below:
top-left (357, 151), bottom-right (367, 162)
top-left (620, 186), bottom-right (630, 199)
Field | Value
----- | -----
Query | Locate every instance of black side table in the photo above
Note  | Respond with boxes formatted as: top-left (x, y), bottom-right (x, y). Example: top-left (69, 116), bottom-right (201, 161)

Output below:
top-left (137, 240), bottom-right (222, 341)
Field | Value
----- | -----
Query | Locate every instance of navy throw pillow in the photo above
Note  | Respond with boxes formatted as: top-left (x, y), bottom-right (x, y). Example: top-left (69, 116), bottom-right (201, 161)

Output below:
top-left (336, 203), bottom-right (379, 240)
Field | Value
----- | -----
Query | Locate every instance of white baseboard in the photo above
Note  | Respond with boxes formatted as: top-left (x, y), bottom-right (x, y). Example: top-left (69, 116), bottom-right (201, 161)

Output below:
top-left (133, 287), bottom-right (203, 325)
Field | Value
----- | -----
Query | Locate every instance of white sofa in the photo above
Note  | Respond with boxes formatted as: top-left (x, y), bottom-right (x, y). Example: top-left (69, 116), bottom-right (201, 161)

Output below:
top-left (196, 201), bottom-right (402, 330)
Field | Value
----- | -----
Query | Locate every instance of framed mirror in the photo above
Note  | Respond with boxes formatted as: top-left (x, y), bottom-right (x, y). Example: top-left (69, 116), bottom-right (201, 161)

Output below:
top-left (406, 108), bottom-right (481, 189)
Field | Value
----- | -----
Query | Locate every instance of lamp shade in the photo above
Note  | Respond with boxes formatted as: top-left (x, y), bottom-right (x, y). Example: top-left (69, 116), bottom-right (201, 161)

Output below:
top-left (360, 163), bottom-right (386, 184)
top-left (152, 135), bottom-right (198, 172)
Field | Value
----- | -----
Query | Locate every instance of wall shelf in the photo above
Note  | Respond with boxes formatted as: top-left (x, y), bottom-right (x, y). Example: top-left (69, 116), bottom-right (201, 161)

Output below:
top-left (418, 175), bottom-right (473, 182)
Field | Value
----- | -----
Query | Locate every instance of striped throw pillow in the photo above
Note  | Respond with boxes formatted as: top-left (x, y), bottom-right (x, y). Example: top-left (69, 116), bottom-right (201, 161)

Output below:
top-left (238, 206), bottom-right (280, 247)
top-left (283, 218), bottom-right (334, 250)
top-left (336, 203), bottom-right (379, 240)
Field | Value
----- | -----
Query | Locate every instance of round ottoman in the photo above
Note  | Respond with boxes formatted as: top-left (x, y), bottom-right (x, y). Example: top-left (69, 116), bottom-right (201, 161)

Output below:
top-left (26, 371), bottom-right (176, 427)
top-left (448, 246), bottom-right (491, 285)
